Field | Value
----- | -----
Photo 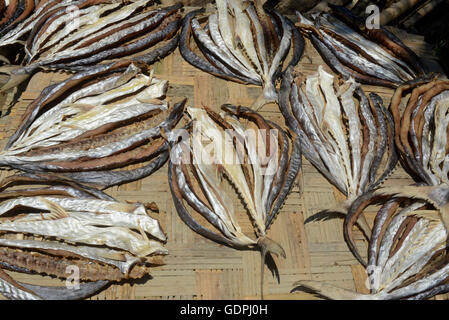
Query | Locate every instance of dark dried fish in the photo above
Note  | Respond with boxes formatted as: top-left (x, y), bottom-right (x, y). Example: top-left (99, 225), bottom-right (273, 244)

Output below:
top-left (389, 78), bottom-right (449, 186)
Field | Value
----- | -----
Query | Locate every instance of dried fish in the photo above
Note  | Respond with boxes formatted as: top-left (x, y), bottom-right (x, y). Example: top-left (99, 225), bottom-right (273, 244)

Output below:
top-left (389, 78), bottom-right (449, 186)
top-left (0, 0), bottom-right (35, 39)
top-left (294, 184), bottom-right (449, 300)
top-left (0, 173), bottom-right (167, 300)
top-left (280, 66), bottom-right (397, 231)
top-left (0, 0), bottom-right (183, 91)
top-left (296, 5), bottom-right (427, 88)
top-left (179, 0), bottom-right (304, 109)
top-left (168, 105), bottom-right (302, 299)
top-left (0, 61), bottom-right (186, 188)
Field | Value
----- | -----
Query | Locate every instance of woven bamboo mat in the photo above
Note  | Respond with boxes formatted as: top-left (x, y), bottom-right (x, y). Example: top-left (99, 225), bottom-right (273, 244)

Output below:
top-left (0, 21), bottom-right (446, 300)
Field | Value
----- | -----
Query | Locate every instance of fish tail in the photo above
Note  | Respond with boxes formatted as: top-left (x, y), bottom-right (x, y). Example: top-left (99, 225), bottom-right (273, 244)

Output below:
top-left (292, 280), bottom-right (373, 300)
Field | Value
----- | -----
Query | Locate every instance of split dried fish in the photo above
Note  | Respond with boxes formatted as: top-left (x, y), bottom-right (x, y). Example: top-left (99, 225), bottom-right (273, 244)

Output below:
top-left (294, 184), bottom-right (449, 300)
top-left (280, 66), bottom-right (397, 232)
top-left (296, 5), bottom-right (427, 88)
top-left (0, 0), bottom-right (183, 91)
top-left (389, 78), bottom-right (449, 186)
top-left (179, 0), bottom-right (304, 109)
top-left (0, 61), bottom-right (186, 188)
top-left (0, 173), bottom-right (167, 300)
top-left (168, 105), bottom-right (302, 298)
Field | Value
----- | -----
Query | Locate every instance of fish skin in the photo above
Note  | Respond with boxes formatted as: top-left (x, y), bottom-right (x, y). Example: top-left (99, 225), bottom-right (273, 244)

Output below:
top-left (266, 132), bottom-right (302, 230)
top-left (168, 161), bottom-right (237, 248)
top-left (264, 120), bottom-right (290, 216)
top-left (309, 33), bottom-right (398, 88)
top-left (279, 67), bottom-right (328, 178)
top-left (0, 0), bottom-right (18, 29)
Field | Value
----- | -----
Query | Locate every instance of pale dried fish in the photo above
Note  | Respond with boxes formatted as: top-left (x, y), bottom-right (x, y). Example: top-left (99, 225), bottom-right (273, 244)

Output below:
top-left (294, 184), bottom-right (449, 300)
top-left (179, 0), bottom-right (304, 109)
top-left (0, 173), bottom-right (167, 299)
top-left (280, 66), bottom-right (397, 234)
top-left (0, 61), bottom-right (186, 188)
top-left (0, 0), bottom-right (183, 91)
top-left (168, 105), bottom-right (302, 299)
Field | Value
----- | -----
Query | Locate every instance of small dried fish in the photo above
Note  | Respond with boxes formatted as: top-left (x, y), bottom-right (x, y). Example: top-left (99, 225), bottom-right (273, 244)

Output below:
top-left (389, 78), bottom-right (449, 186)
top-left (168, 105), bottom-right (302, 299)
top-left (280, 66), bottom-right (397, 232)
top-left (179, 0), bottom-right (304, 109)
top-left (0, 0), bottom-right (183, 91)
top-left (0, 61), bottom-right (186, 188)
top-left (294, 184), bottom-right (449, 300)
top-left (0, 173), bottom-right (167, 300)
top-left (296, 5), bottom-right (427, 88)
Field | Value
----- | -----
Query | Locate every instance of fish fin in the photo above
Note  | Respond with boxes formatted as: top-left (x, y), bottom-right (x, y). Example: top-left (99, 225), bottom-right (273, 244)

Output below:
top-left (38, 197), bottom-right (70, 220)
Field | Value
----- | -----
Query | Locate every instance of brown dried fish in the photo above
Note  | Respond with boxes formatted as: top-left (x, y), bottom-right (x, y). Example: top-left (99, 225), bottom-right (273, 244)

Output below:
top-left (296, 5), bottom-right (427, 88)
top-left (389, 78), bottom-right (449, 186)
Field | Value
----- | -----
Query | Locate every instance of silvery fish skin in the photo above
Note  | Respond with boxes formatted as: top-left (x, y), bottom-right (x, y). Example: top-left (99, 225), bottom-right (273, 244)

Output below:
top-left (389, 79), bottom-right (449, 186)
top-left (0, 61), bottom-right (186, 188)
top-left (280, 66), bottom-right (397, 207)
top-left (294, 185), bottom-right (449, 300)
top-left (296, 7), bottom-right (426, 88)
top-left (0, 0), bottom-right (183, 91)
top-left (168, 105), bottom-right (302, 298)
top-left (0, 174), bottom-right (167, 300)
top-left (179, 0), bottom-right (304, 107)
